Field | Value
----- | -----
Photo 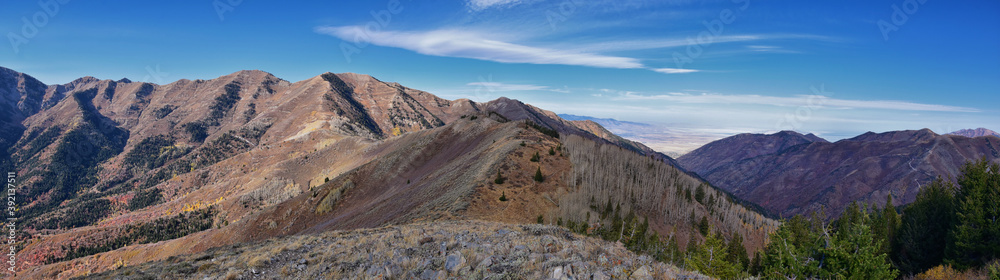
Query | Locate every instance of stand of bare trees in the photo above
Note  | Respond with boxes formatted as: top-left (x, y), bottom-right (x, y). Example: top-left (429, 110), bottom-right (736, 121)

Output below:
top-left (558, 135), bottom-right (779, 252)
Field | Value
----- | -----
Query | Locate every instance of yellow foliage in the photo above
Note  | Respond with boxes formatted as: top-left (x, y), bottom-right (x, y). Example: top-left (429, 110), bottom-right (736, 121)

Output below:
top-left (182, 201), bottom-right (205, 212)
top-left (913, 264), bottom-right (983, 280)
top-left (392, 127), bottom-right (402, 136)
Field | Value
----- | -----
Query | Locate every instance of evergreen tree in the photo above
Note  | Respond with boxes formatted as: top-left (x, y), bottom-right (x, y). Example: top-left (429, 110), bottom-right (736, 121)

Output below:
top-left (533, 166), bottom-right (544, 182)
top-left (698, 216), bottom-right (710, 236)
top-left (947, 158), bottom-right (1000, 270)
top-left (725, 233), bottom-right (750, 270)
top-left (685, 229), bottom-right (745, 279)
top-left (824, 213), bottom-right (898, 279)
top-left (760, 211), bottom-right (897, 279)
top-left (493, 170), bottom-right (505, 184)
top-left (602, 199), bottom-right (613, 219)
top-left (871, 194), bottom-right (899, 260)
top-left (695, 184), bottom-right (706, 205)
top-left (530, 151), bottom-right (540, 162)
top-left (894, 178), bottom-right (956, 275)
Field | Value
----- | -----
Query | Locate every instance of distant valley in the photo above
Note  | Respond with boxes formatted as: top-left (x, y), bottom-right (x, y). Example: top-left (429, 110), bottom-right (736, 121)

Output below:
top-left (557, 114), bottom-right (729, 157)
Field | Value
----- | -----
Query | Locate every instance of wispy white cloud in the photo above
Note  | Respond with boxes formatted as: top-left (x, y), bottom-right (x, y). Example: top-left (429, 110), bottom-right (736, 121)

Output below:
top-left (466, 82), bottom-right (548, 91)
top-left (466, 0), bottom-right (529, 11)
top-left (317, 26), bottom-right (645, 69)
top-left (571, 35), bottom-right (763, 52)
top-left (653, 68), bottom-right (699, 74)
top-left (613, 92), bottom-right (981, 112)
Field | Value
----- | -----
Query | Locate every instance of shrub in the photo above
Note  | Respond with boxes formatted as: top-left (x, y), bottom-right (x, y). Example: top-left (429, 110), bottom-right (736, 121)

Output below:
top-left (530, 151), bottom-right (540, 162)
top-left (316, 180), bottom-right (354, 214)
top-left (499, 192), bottom-right (508, 202)
top-left (533, 167), bottom-right (544, 182)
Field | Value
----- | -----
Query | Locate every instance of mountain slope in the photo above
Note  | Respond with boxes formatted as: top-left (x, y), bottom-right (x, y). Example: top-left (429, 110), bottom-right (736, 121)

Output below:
top-left (0, 68), bottom-right (777, 278)
top-left (678, 130), bottom-right (827, 176)
top-left (680, 129), bottom-right (1000, 218)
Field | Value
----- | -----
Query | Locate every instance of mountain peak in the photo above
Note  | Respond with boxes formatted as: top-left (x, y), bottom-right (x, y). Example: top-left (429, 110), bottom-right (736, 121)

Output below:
top-left (948, 128), bottom-right (1000, 138)
top-left (68, 76), bottom-right (101, 85)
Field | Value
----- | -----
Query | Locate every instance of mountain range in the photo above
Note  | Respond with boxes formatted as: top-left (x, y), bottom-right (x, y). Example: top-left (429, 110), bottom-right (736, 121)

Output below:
top-left (0, 67), bottom-right (776, 278)
top-left (679, 129), bottom-right (1000, 218)
top-left (949, 127), bottom-right (1000, 138)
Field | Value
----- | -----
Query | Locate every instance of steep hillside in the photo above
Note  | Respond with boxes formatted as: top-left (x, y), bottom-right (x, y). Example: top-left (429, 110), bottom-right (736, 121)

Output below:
top-left (0, 66), bottom-right (47, 171)
top-left (1, 67), bottom-right (776, 279)
top-left (682, 129), bottom-right (1000, 218)
top-left (17, 115), bottom-right (776, 279)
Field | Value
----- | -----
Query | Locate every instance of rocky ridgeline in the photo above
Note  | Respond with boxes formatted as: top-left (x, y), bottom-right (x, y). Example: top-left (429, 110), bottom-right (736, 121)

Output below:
top-left (79, 221), bottom-right (708, 280)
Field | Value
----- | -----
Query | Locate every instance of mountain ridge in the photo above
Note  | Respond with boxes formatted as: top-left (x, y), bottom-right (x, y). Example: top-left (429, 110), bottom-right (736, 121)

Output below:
top-left (0, 67), bottom-right (777, 278)
top-left (679, 129), bottom-right (1000, 218)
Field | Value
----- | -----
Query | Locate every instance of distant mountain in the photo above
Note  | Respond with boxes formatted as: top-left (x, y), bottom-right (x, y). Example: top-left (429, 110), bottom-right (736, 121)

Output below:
top-left (0, 67), bottom-right (775, 277)
top-left (678, 131), bottom-right (827, 176)
top-left (949, 127), bottom-right (1000, 138)
top-left (558, 114), bottom-right (652, 128)
top-left (679, 129), bottom-right (1000, 219)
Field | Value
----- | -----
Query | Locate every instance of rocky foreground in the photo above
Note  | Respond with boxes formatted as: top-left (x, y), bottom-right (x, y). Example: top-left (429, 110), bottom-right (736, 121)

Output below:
top-left (76, 220), bottom-right (708, 279)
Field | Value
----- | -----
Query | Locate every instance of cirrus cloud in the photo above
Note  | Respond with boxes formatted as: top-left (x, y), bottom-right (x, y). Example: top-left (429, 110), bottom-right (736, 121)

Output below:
top-left (316, 26), bottom-right (646, 69)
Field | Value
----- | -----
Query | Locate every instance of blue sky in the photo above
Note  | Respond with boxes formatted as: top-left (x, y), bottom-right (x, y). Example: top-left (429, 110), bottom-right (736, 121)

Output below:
top-left (1, 0), bottom-right (998, 142)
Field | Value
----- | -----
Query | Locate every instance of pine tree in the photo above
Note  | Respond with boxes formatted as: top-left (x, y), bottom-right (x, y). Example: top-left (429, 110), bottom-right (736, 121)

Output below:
top-left (533, 166), bottom-right (544, 182)
top-left (871, 194), bottom-right (899, 258)
top-left (549, 147), bottom-right (556, 155)
top-left (894, 177), bottom-right (956, 275)
top-left (602, 199), bottom-right (613, 219)
top-left (530, 151), bottom-right (540, 162)
top-left (825, 214), bottom-right (898, 279)
top-left (698, 216), bottom-right (710, 236)
top-left (499, 191), bottom-right (507, 202)
top-left (947, 158), bottom-right (1000, 270)
top-left (686, 230), bottom-right (745, 279)
top-left (493, 170), bottom-right (505, 184)
top-left (726, 232), bottom-right (750, 270)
